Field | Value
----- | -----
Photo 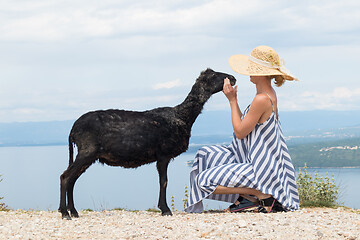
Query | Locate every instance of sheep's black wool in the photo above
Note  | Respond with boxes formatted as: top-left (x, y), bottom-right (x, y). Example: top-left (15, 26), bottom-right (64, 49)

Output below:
top-left (59, 69), bottom-right (236, 219)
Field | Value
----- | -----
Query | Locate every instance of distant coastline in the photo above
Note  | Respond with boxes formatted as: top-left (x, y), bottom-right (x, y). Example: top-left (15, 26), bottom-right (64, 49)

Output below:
top-left (2, 140), bottom-right (360, 168)
top-left (1, 112), bottom-right (360, 168)
top-left (0, 143), bottom-right (66, 147)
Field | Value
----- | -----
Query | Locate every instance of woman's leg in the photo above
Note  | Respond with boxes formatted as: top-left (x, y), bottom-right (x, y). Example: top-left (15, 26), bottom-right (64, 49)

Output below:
top-left (213, 185), bottom-right (270, 198)
top-left (186, 147), bottom-right (239, 212)
top-left (214, 185), bottom-right (273, 211)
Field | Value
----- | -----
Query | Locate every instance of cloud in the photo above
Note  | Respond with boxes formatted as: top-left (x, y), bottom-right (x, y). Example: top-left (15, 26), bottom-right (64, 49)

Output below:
top-left (0, 0), bottom-right (258, 41)
top-left (152, 79), bottom-right (181, 90)
top-left (331, 87), bottom-right (360, 99)
top-left (301, 87), bottom-right (360, 100)
top-left (280, 87), bottom-right (360, 111)
top-left (273, 1), bottom-right (360, 32)
top-left (1, 0), bottom-right (359, 52)
top-left (0, 0), bottom-right (359, 122)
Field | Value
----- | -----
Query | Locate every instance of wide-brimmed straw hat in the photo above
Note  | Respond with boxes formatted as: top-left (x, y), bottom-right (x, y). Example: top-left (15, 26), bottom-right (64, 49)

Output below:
top-left (229, 45), bottom-right (298, 81)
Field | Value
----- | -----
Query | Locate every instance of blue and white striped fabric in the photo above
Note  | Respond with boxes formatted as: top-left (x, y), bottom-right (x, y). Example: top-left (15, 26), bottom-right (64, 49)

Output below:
top-left (185, 105), bottom-right (299, 213)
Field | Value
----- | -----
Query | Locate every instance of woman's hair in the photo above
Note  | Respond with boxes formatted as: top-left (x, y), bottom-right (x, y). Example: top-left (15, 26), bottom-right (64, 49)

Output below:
top-left (270, 75), bottom-right (285, 87)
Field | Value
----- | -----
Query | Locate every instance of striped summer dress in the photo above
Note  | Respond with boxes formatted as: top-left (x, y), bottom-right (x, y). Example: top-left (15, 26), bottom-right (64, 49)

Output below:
top-left (185, 101), bottom-right (299, 213)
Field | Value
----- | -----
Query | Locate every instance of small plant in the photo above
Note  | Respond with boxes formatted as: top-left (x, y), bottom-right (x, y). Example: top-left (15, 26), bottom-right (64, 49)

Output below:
top-left (112, 207), bottom-right (125, 211)
top-left (82, 208), bottom-right (94, 212)
top-left (171, 195), bottom-right (175, 212)
top-left (146, 208), bottom-right (161, 213)
top-left (182, 185), bottom-right (189, 210)
top-left (297, 163), bottom-right (339, 207)
top-left (0, 175), bottom-right (8, 211)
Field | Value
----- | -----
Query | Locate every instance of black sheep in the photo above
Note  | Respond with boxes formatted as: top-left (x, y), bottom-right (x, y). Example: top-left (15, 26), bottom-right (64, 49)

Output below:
top-left (59, 68), bottom-right (236, 219)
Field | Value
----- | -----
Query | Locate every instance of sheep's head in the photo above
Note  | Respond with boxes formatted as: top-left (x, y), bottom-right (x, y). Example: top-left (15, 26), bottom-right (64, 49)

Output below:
top-left (197, 68), bottom-right (236, 94)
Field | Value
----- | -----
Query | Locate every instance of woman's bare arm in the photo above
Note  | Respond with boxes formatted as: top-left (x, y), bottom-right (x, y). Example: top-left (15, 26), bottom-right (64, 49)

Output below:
top-left (223, 78), bottom-right (271, 139)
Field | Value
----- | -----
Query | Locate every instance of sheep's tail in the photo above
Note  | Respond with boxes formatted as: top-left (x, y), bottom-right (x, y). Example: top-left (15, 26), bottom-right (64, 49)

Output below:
top-left (68, 135), bottom-right (74, 166)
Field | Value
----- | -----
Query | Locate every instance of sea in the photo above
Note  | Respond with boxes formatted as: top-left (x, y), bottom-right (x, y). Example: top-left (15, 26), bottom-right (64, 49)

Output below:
top-left (0, 145), bottom-right (359, 212)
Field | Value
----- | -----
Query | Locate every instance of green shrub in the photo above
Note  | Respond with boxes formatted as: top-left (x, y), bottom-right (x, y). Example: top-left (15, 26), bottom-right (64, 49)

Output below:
top-left (297, 163), bottom-right (339, 207)
top-left (171, 195), bottom-right (175, 212)
top-left (182, 185), bottom-right (188, 210)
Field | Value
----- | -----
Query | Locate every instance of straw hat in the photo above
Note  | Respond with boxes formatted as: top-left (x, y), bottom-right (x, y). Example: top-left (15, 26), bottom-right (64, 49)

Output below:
top-left (229, 45), bottom-right (298, 81)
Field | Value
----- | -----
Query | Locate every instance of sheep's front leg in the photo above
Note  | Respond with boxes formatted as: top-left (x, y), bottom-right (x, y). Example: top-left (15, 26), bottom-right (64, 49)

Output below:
top-left (156, 159), bottom-right (172, 216)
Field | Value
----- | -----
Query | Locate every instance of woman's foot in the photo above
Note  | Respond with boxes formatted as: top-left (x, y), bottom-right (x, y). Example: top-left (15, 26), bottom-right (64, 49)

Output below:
top-left (225, 196), bottom-right (243, 212)
top-left (258, 196), bottom-right (276, 213)
top-left (229, 199), bottom-right (257, 213)
top-left (225, 195), bottom-right (259, 212)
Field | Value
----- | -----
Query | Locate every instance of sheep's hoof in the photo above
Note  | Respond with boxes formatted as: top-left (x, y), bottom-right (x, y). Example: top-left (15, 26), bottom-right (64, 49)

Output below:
top-left (59, 208), bottom-right (72, 220)
top-left (161, 211), bottom-right (173, 216)
top-left (62, 214), bottom-right (72, 220)
top-left (70, 210), bottom-right (79, 218)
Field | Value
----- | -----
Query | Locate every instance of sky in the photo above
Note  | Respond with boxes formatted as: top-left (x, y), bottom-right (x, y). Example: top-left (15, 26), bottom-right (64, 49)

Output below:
top-left (0, 0), bottom-right (359, 122)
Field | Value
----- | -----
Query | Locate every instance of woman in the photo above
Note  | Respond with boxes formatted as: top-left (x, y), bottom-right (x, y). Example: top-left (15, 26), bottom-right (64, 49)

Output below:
top-left (185, 46), bottom-right (299, 213)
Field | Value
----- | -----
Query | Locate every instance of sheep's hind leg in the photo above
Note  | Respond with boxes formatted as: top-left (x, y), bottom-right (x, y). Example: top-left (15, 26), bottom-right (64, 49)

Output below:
top-left (67, 159), bottom-right (94, 218)
top-left (66, 181), bottom-right (79, 218)
top-left (59, 167), bottom-right (71, 220)
top-left (156, 158), bottom-right (172, 216)
top-left (59, 155), bottom-right (95, 220)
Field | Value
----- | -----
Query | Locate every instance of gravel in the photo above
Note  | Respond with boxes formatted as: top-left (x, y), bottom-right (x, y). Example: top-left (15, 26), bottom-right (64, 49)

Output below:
top-left (0, 207), bottom-right (359, 239)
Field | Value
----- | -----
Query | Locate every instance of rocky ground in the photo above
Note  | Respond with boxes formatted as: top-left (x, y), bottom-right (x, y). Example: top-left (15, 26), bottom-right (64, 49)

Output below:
top-left (0, 207), bottom-right (359, 239)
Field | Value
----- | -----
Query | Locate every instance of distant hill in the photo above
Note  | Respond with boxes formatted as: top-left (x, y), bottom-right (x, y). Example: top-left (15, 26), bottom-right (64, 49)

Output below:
top-left (1, 110), bottom-right (359, 167)
top-left (0, 120), bottom-right (73, 146)
top-left (288, 137), bottom-right (360, 168)
top-left (0, 110), bottom-right (359, 147)
top-left (192, 110), bottom-right (360, 134)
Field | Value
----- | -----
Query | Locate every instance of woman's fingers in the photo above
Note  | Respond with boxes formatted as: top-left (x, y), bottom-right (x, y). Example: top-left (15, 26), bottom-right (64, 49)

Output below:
top-left (223, 78), bottom-right (237, 102)
top-left (223, 78), bottom-right (232, 92)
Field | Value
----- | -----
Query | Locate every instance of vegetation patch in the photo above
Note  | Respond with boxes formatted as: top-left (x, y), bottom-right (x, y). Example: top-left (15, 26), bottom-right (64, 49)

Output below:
top-left (145, 208), bottom-right (161, 213)
top-left (82, 208), bottom-right (94, 212)
top-left (297, 164), bottom-right (339, 207)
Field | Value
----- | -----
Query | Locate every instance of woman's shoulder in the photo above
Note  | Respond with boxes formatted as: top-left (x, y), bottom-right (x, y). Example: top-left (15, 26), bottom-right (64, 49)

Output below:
top-left (248, 93), bottom-right (274, 116)
top-left (251, 93), bottom-right (272, 107)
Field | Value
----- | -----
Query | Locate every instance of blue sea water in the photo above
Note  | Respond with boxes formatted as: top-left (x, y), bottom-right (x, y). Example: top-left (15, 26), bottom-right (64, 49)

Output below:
top-left (0, 146), bottom-right (359, 212)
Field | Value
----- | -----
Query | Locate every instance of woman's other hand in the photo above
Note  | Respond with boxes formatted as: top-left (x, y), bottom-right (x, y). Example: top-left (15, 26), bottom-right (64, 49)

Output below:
top-left (223, 78), bottom-right (238, 102)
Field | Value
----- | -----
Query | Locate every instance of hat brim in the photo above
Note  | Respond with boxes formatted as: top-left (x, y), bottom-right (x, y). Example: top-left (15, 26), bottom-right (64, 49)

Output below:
top-left (229, 54), bottom-right (297, 81)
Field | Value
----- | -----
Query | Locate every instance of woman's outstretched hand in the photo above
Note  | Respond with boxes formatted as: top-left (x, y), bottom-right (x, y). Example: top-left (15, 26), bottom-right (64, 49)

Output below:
top-left (223, 78), bottom-right (238, 103)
